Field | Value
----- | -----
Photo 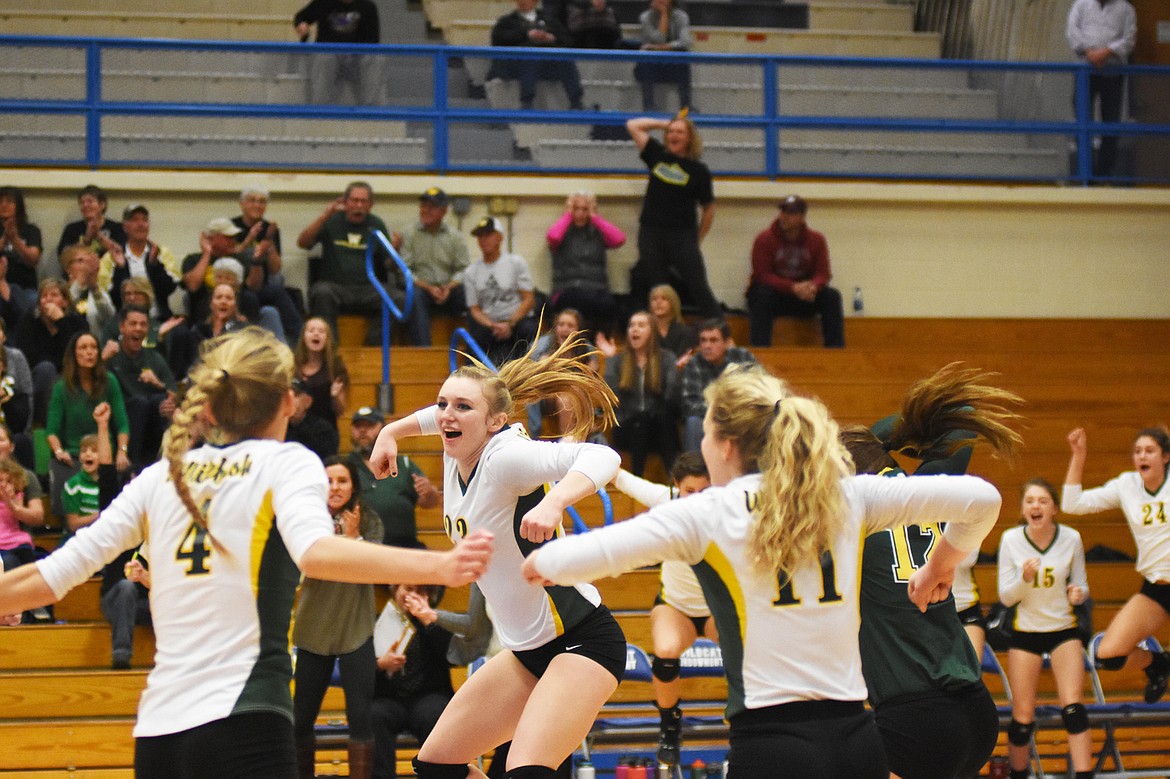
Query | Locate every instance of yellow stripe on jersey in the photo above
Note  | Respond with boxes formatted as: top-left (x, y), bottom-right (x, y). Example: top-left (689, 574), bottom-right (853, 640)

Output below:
top-left (545, 593), bottom-right (566, 635)
top-left (701, 542), bottom-right (747, 642)
top-left (249, 489), bottom-right (276, 598)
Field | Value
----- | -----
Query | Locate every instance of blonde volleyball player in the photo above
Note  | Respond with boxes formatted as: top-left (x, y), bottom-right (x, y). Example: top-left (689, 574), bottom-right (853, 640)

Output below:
top-left (368, 333), bottom-right (624, 779)
top-left (0, 327), bottom-right (492, 779)
top-left (523, 364), bottom-right (1002, 778)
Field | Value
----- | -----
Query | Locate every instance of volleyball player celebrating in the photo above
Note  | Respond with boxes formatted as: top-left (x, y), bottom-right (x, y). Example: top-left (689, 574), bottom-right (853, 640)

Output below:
top-left (0, 327), bottom-right (492, 779)
top-left (368, 334), bottom-right (624, 779)
top-left (999, 478), bottom-right (1091, 779)
top-left (1063, 426), bottom-right (1170, 702)
top-left (842, 362), bottom-right (1022, 779)
top-left (523, 364), bottom-right (1002, 778)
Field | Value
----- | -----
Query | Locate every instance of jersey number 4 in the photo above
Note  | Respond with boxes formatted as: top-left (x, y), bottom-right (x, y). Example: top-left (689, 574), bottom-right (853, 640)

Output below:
top-left (176, 499), bottom-right (214, 576)
top-left (773, 551), bottom-right (843, 607)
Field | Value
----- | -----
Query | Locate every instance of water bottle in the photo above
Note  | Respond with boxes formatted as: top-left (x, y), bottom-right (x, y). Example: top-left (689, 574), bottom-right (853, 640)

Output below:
top-left (615, 758), bottom-right (631, 779)
top-left (575, 758), bottom-right (595, 779)
top-left (690, 759), bottom-right (706, 779)
top-left (988, 756), bottom-right (1010, 779)
top-left (852, 286), bottom-right (864, 315)
top-left (657, 762), bottom-right (673, 779)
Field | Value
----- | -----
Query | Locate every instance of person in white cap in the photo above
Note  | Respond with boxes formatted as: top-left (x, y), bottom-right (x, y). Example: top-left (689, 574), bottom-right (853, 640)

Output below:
top-left (463, 216), bottom-right (538, 366)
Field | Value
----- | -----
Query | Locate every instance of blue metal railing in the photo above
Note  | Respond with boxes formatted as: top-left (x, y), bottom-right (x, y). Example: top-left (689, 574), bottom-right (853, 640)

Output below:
top-left (364, 229), bottom-right (413, 408)
top-left (2, 35), bottom-right (1168, 184)
top-left (448, 327), bottom-right (495, 374)
top-left (568, 488), bottom-right (615, 534)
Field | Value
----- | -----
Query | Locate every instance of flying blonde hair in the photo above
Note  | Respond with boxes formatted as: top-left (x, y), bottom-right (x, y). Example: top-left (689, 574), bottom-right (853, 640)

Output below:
top-left (454, 331), bottom-right (617, 442)
top-left (163, 327), bottom-right (293, 532)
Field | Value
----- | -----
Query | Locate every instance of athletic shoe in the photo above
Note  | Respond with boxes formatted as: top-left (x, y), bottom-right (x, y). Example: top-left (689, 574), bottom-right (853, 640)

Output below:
top-left (1145, 659), bottom-right (1170, 704)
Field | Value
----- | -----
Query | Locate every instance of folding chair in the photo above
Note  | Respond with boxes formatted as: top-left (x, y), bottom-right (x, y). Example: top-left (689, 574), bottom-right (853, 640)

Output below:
top-left (982, 644), bottom-right (1047, 779)
top-left (1086, 631), bottom-right (1170, 778)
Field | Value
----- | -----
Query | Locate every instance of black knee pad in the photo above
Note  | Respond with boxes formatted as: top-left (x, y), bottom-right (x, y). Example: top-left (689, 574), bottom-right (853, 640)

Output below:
top-left (412, 758), bottom-right (471, 779)
top-left (1007, 718), bottom-right (1036, 746)
top-left (1062, 702), bottom-right (1089, 735)
top-left (1096, 653), bottom-right (1126, 671)
top-left (652, 656), bottom-right (681, 683)
top-left (504, 766), bottom-right (559, 779)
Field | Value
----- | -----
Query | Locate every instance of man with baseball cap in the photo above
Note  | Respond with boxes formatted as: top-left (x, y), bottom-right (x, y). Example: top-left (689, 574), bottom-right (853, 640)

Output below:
top-left (745, 194), bottom-right (844, 348)
top-left (399, 187), bottom-right (470, 346)
top-left (464, 216), bottom-right (538, 365)
top-left (345, 406), bottom-right (439, 548)
top-left (97, 203), bottom-right (182, 322)
top-left (180, 218), bottom-right (282, 337)
top-left (285, 377), bottom-right (339, 460)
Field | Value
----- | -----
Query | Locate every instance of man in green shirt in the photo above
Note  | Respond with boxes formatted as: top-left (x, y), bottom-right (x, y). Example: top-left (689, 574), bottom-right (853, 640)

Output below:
top-left (298, 182), bottom-right (404, 342)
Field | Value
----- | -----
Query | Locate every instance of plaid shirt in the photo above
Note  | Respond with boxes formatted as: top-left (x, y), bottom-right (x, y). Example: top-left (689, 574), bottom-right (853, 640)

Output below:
top-left (679, 346), bottom-right (758, 418)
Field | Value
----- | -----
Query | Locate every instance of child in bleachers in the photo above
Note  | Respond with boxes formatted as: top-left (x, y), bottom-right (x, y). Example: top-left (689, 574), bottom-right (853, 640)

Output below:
top-left (61, 432), bottom-right (102, 544)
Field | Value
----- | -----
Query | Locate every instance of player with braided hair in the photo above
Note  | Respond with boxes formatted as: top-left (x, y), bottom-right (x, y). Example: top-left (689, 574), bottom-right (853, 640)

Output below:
top-left (0, 326), bottom-right (491, 779)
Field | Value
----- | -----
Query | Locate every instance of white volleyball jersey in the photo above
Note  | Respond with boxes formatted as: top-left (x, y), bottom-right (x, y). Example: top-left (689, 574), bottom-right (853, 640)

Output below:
top-left (1064, 472), bottom-right (1170, 582)
top-left (613, 469), bottom-right (709, 618)
top-left (417, 411), bottom-right (620, 651)
top-left (997, 523), bottom-right (1087, 634)
top-left (952, 548), bottom-right (981, 612)
top-left (37, 440), bottom-right (332, 737)
top-left (536, 473), bottom-right (1000, 718)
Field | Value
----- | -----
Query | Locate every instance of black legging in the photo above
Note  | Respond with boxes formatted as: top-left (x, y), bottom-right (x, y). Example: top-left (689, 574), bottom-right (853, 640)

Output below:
top-left (293, 638), bottom-right (376, 742)
top-left (612, 407), bottom-right (679, 478)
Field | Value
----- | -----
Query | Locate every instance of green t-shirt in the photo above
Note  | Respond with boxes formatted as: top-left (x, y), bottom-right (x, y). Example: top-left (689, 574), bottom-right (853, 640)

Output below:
top-left (347, 452), bottom-right (422, 547)
top-left (62, 469), bottom-right (101, 517)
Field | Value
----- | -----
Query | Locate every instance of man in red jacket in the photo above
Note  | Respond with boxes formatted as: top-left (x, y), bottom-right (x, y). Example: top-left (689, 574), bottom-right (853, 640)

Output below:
top-left (745, 194), bottom-right (844, 348)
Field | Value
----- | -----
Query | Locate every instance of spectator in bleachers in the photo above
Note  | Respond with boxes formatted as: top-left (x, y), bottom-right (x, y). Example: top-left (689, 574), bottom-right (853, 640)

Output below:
top-left (182, 219), bottom-right (283, 338)
top-left (191, 281), bottom-right (251, 342)
top-left (464, 216), bottom-right (539, 366)
top-left (285, 377), bottom-right (339, 461)
top-left (98, 203), bottom-right (181, 324)
top-left (746, 194), bottom-right (845, 349)
top-left (370, 582), bottom-right (457, 779)
top-left (400, 187), bottom-right (470, 347)
top-left (0, 423), bottom-right (43, 544)
top-left (546, 190), bottom-right (624, 338)
top-left (14, 278), bottom-right (87, 427)
top-left (0, 456), bottom-right (36, 586)
top-left (1066, 0), bottom-right (1136, 179)
top-left (345, 406), bottom-right (440, 549)
top-left (0, 185), bottom-right (43, 324)
top-left (488, 0), bottom-right (586, 110)
top-left (105, 305), bottom-right (176, 470)
top-left (0, 348), bottom-right (30, 448)
top-left (648, 283), bottom-right (696, 367)
top-left (232, 188), bottom-right (304, 345)
top-left (526, 308), bottom-right (601, 440)
top-left (56, 185), bottom-right (126, 263)
top-left (62, 245), bottom-right (117, 338)
top-left (626, 114), bottom-right (720, 318)
top-left (45, 331), bottom-right (130, 519)
top-left (0, 321), bottom-right (33, 468)
top-left (61, 432), bottom-right (102, 542)
top-left (299, 183), bottom-right (402, 344)
top-left (102, 277), bottom-right (193, 385)
top-left (678, 318), bottom-right (757, 451)
top-left (566, 0), bottom-right (622, 49)
top-left (604, 310), bottom-right (679, 477)
top-left (293, 455), bottom-right (383, 779)
top-left (634, 0), bottom-right (693, 112)
top-left (294, 0), bottom-right (382, 105)
top-left (294, 317), bottom-right (350, 440)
